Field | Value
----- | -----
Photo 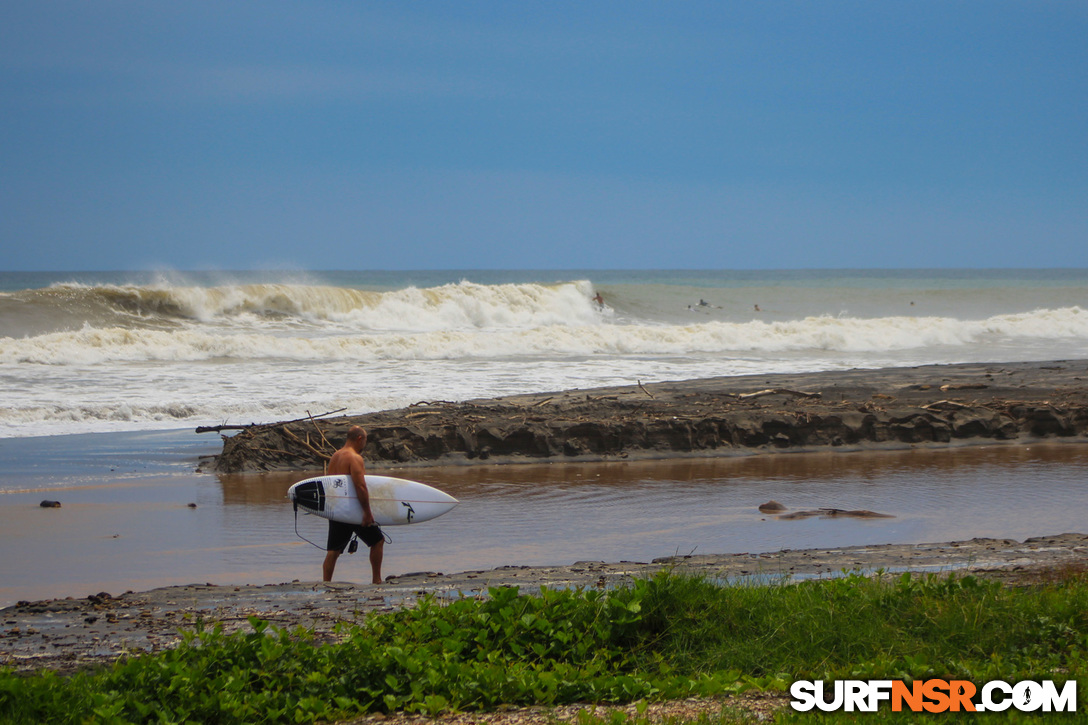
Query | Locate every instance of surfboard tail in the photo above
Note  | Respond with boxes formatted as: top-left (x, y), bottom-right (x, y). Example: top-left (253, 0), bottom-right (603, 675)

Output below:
top-left (289, 478), bottom-right (326, 514)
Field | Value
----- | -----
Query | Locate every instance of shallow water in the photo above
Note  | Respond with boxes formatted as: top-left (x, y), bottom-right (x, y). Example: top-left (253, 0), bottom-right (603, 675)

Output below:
top-left (1, 429), bottom-right (1087, 607)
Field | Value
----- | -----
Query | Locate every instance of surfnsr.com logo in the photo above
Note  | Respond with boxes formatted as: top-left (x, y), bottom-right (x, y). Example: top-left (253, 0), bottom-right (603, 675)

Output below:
top-left (790, 679), bottom-right (1077, 713)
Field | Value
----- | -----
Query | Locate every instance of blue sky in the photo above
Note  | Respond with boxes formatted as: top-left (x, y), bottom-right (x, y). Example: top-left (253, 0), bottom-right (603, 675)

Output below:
top-left (1, 1), bottom-right (1085, 271)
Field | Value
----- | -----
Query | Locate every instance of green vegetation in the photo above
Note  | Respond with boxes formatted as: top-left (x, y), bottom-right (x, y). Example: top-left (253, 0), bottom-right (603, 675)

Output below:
top-left (1, 571), bottom-right (1085, 723)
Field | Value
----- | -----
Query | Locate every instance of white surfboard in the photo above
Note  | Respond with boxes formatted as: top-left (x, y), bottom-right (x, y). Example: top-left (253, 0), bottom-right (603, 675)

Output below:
top-left (287, 475), bottom-right (458, 526)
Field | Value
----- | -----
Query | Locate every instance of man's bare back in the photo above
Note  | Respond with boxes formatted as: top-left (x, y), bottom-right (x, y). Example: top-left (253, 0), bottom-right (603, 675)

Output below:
top-left (327, 438), bottom-right (373, 526)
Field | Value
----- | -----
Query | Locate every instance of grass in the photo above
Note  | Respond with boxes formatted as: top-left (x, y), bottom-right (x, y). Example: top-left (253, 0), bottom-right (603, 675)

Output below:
top-left (1, 569), bottom-right (1086, 723)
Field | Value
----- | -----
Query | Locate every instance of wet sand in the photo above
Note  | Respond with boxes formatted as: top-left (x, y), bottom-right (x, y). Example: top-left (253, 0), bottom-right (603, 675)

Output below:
top-left (3, 533), bottom-right (1086, 674)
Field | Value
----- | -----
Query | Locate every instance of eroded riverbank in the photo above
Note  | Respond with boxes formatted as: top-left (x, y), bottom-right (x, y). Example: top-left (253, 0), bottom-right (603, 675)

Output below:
top-left (203, 360), bottom-right (1088, 472)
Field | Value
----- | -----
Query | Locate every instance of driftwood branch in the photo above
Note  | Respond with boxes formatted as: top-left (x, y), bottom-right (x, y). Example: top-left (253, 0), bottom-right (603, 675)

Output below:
top-left (637, 380), bottom-right (655, 399)
top-left (252, 446), bottom-right (296, 457)
top-left (281, 426), bottom-right (332, 459)
top-left (736, 388), bottom-right (822, 401)
top-left (922, 399), bottom-right (969, 411)
top-left (307, 410), bottom-right (333, 450)
top-left (196, 408), bottom-right (346, 434)
top-left (405, 410), bottom-right (444, 419)
top-left (196, 423), bottom-right (254, 433)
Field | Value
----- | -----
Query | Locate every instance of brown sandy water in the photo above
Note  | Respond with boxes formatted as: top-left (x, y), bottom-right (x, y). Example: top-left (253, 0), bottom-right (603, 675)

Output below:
top-left (2, 431), bottom-right (1087, 607)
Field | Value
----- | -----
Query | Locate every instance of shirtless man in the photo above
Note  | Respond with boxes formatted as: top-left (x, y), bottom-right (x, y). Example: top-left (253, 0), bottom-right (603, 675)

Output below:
top-left (323, 426), bottom-right (384, 584)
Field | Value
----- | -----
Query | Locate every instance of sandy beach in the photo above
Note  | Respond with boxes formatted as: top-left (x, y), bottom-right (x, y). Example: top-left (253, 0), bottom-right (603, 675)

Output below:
top-left (2, 360), bottom-right (1087, 676)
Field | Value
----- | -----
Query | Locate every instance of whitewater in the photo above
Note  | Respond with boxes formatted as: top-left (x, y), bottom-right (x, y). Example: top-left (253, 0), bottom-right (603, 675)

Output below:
top-left (2, 269), bottom-right (1087, 438)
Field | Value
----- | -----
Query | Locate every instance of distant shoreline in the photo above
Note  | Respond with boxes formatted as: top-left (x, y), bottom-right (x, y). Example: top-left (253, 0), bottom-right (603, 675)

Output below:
top-left (206, 359), bottom-right (1088, 472)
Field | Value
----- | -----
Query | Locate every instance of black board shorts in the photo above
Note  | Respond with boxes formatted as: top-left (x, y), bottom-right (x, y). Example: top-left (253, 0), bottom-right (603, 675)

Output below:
top-left (327, 520), bottom-right (384, 552)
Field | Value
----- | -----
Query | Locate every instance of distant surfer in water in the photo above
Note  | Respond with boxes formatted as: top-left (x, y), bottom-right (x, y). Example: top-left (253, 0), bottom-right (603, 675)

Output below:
top-left (323, 426), bottom-right (384, 584)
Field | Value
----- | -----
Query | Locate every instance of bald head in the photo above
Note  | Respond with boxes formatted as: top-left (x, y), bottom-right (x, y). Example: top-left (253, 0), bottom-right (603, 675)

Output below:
top-left (346, 426), bottom-right (367, 445)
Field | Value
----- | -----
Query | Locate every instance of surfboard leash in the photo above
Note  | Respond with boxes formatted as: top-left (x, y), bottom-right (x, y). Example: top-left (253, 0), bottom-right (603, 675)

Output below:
top-left (292, 502), bottom-right (393, 552)
top-left (293, 503), bottom-right (327, 551)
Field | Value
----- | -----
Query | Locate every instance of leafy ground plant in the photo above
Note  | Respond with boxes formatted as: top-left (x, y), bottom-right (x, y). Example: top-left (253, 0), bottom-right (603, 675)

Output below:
top-left (1, 570), bottom-right (1085, 723)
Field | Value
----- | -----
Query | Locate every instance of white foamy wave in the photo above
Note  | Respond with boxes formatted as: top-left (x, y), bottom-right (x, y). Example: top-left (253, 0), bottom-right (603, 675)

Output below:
top-left (0, 400), bottom-right (298, 438)
top-left (3, 307), bottom-right (1085, 365)
top-left (704, 307), bottom-right (1088, 353)
top-left (343, 280), bottom-right (604, 331)
top-left (14, 279), bottom-right (604, 332)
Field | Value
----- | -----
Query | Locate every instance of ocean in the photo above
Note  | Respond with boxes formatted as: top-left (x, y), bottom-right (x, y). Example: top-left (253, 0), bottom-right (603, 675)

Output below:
top-left (2, 268), bottom-right (1087, 439)
top-left (3, 268), bottom-right (1088, 603)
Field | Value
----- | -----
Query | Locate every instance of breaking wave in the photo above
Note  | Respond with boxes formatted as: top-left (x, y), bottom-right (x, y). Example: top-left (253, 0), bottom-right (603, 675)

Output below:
top-left (3, 272), bottom-right (1087, 437)
top-left (0, 279), bottom-right (603, 335)
top-left (3, 306), bottom-right (1085, 365)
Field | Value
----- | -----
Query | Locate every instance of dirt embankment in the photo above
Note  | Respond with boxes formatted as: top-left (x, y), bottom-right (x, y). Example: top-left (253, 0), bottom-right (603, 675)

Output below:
top-left (201, 361), bottom-right (1088, 473)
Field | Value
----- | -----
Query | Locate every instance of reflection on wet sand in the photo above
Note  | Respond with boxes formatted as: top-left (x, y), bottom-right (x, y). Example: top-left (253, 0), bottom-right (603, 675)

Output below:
top-left (217, 441), bottom-right (1088, 507)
